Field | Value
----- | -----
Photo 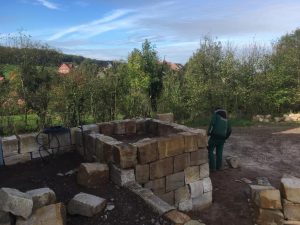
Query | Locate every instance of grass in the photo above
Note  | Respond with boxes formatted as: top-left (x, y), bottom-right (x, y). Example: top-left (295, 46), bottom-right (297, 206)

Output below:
top-left (184, 117), bottom-right (254, 128)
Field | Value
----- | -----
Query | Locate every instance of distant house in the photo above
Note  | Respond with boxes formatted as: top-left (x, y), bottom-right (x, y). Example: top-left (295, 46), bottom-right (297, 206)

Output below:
top-left (160, 60), bottom-right (183, 71)
top-left (58, 63), bottom-right (74, 74)
top-left (0, 76), bottom-right (4, 82)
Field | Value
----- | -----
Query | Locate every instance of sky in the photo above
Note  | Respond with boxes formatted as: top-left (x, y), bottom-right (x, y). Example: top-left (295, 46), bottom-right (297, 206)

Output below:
top-left (1, 0), bottom-right (300, 63)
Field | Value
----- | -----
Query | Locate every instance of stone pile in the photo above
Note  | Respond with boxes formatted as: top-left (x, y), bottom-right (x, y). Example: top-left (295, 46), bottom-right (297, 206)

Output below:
top-left (74, 118), bottom-right (211, 212)
top-left (249, 175), bottom-right (300, 225)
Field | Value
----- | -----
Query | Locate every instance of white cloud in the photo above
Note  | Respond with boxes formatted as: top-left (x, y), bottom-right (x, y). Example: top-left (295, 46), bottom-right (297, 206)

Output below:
top-left (36, 0), bottom-right (59, 10)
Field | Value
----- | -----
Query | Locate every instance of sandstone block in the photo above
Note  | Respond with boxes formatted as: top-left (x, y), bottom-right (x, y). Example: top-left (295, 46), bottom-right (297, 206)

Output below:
top-left (255, 208), bottom-right (284, 225)
top-left (26, 188), bottom-right (56, 210)
top-left (16, 203), bottom-right (66, 225)
top-left (249, 185), bottom-right (275, 201)
top-left (155, 113), bottom-right (174, 123)
top-left (158, 135), bottom-right (185, 159)
top-left (174, 153), bottom-right (190, 173)
top-left (143, 194), bottom-right (175, 215)
top-left (158, 191), bottom-right (174, 206)
top-left (98, 122), bottom-right (114, 136)
top-left (189, 180), bottom-right (204, 198)
top-left (4, 153), bottom-right (31, 166)
top-left (157, 123), bottom-right (176, 136)
top-left (146, 119), bottom-right (158, 135)
top-left (68, 193), bottom-right (106, 217)
top-left (180, 132), bottom-right (198, 152)
top-left (103, 140), bottom-right (122, 163)
top-left (178, 199), bottom-right (193, 212)
top-left (113, 143), bottom-right (137, 169)
top-left (70, 127), bottom-right (79, 145)
top-left (281, 176), bottom-right (300, 203)
top-left (30, 149), bottom-right (53, 160)
top-left (49, 132), bottom-right (71, 149)
top-left (113, 121), bottom-right (126, 135)
top-left (190, 150), bottom-right (208, 166)
top-left (135, 164), bottom-right (149, 184)
top-left (0, 188), bottom-right (33, 219)
top-left (1, 135), bottom-right (18, 157)
top-left (0, 211), bottom-right (10, 225)
top-left (150, 157), bottom-right (173, 180)
top-left (145, 177), bottom-right (166, 195)
top-left (77, 163), bottom-right (109, 188)
top-left (226, 156), bottom-right (240, 168)
top-left (184, 166), bottom-right (200, 184)
top-left (192, 191), bottom-right (212, 211)
top-left (175, 186), bottom-right (190, 205)
top-left (283, 199), bottom-right (300, 221)
top-left (127, 182), bottom-right (154, 199)
top-left (82, 124), bottom-right (99, 133)
top-left (166, 172), bottom-right (185, 192)
top-left (136, 119), bottom-right (147, 134)
top-left (110, 164), bottom-right (135, 186)
top-left (199, 163), bottom-right (209, 179)
top-left (86, 133), bottom-right (101, 161)
top-left (203, 177), bottom-right (213, 193)
top-left (184, 220), bottom-right (206, 225)
top-left (134, 139), bottom-right (158, 164)
top-left (254, 189), bottom-right (282, 209)
top-left (164, 209), bottom-right (191, 225)
top-left (18, 133), bottom-right (39, 153)
top-left (124, 119), bottom-right (136, 134)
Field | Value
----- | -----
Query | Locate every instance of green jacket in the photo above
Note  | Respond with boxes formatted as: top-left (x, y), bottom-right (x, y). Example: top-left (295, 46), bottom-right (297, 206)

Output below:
top-left (208, 112), bottom-right (232, 140)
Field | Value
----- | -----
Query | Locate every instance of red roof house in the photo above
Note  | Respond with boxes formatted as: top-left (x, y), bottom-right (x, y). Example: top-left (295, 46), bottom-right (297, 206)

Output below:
top-left (58, 63), bottom-right (74, 74)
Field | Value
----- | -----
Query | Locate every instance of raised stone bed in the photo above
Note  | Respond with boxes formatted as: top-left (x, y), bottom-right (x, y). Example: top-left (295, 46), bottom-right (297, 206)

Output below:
top-left (74, 118), bottom-right (211, 212)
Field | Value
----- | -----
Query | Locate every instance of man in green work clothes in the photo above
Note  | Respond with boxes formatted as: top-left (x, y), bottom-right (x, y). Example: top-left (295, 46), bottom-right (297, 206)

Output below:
top-left (207, 108), bottom-right (232, 171)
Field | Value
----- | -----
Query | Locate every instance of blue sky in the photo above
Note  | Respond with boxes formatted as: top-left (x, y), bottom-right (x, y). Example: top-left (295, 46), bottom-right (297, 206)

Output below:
top-left (1, 0), bottom-right (300, 63)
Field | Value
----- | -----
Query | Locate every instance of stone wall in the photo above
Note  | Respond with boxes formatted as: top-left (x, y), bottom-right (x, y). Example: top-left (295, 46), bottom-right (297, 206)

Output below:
top-left (0, 130), bottom-right (75, 166)
top-left (74, 118), bottom-right (212, 212)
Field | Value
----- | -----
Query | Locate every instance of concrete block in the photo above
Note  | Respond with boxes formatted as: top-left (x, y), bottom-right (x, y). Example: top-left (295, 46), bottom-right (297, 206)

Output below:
top-left (26, 188), bottom-right (56, 210)
top-left (281, 176), bottom-right (300, 203)
top-left (166, 172), bottom-right (185, 192)
top-left (150, 157), bottom-right (174, 180)
top-left (174, 153), bottom-right (190, 173)
top-left (184, 166), bottom-right (200, 184)
top-left (283, 199), bottom-right (300, 221)
top-left (158, 135), bottom-right (185, 159)
top-left (16, 203), bottom-right (66, 225)
top-left (134, 138), bottom-right (158, 164)
top-left (175, 186), bottom-right (190, 205)
top-left (145, 177), bottom-right (166, 195)
top-left (190, 149), bottom-right (208, 166)
top-left (135, 164), bottom-right (149, 184)
top-left (77, 163), bottom-right (109, 188)
top-left (113, 143), bottom-right (137, 169)
top-left (67, 193), bottom-right (106, 217)
top-left (1, 135), bottom-right (18, 157)
top-left (18, 133), bottom-right (39, 153)
top-left (110, 164), bottom-right (135, 186)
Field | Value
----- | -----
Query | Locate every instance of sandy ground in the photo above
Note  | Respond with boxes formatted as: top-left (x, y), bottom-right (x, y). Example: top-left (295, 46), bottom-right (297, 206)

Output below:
top-left (193, 125), bottom-right (300, 225)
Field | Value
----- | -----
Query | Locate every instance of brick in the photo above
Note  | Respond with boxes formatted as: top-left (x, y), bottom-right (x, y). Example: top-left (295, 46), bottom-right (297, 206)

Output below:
top-left (175, 186), bottom-right (190, 205)
top-left (281, 175), bottom-right (300, 203)
top-left (174, 153), bottom-right (190, 173)
top-left (192, 191), bottom-right (212, 211)
top-left (180, 132), bottom-right (198, 152)
top-left (166, 172), bottom-right (185, 192)
top-left (134, 139), bottom-right (158, 164)
top-left (124, 119), bottom-right (136, 134)
top-left (1, 135), bottom-right (19, 157)
top-left (190, 149), bottom-right (208, 166)
top-left (254, 189), bottom-right (282, 209)
top-left (158, 135), bottom-right (184, 159)
top-left (150, 157), bottom-right (173, 180)
top-left (184, 166), bottom-right (200, 184)
top-left (98, 122), bottom-right (114, 136)
top-left (158, 191), bottom-right (174, 205)
top-left (199, 163), bottom-right (209, 179)
top-left (189, 180), bottom-right (204, 198)
top-left (144, 177), bottom-right (166, 195)
top-left (283, 199), bottom-right (300, 221)
top-left (164, 210), bottom-right (191, 225)
top-left (113, 143), bottom-right (137, 169)
top-left (110, 164), bottom-right (135, 186)
top-left (135, 164), bottom-right (149, 184)
top-left (4, 153), bottom-right (31, 166)
top-left (18, 133), bottom-right (39, 153)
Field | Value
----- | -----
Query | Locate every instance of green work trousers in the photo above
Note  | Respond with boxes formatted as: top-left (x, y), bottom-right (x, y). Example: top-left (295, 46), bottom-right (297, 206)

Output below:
top-left (208, 137), bottom-right (225, 171)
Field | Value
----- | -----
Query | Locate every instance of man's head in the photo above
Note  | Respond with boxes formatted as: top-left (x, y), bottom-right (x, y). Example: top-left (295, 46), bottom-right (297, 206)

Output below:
top-left (215, 108), bottom-right (227, 119)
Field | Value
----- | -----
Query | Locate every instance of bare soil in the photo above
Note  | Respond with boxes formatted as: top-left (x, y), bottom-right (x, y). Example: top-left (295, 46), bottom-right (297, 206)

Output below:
top-left (191, 125), bottom-right (300, 225)
top-left (1, 125), bottom-right (300, 225)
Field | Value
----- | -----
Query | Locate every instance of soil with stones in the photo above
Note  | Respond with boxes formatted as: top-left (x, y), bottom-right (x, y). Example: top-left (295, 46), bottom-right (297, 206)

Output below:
top-left (189, 124), bottom-right (300, 225)
top-left (0, 152), bottom-right (172, 225)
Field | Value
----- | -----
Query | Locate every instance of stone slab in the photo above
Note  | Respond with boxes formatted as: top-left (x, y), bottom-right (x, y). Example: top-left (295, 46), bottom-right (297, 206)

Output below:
top-left (68, 193), bottom-right (106, 217)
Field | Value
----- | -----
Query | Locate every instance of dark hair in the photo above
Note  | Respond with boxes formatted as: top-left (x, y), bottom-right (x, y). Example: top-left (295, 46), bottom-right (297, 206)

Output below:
top-left (215, 109), bottom-right (227, 119)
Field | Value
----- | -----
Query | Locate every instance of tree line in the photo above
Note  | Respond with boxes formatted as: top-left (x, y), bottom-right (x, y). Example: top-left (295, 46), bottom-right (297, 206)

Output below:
top-left (1, 29), bottom-right (300, 134)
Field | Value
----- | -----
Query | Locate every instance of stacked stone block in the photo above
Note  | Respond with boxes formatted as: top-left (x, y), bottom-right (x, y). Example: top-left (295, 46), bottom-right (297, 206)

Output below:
top-left (76, 118), bottom-right (211, 212)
